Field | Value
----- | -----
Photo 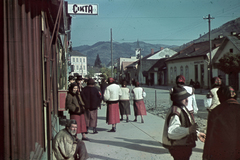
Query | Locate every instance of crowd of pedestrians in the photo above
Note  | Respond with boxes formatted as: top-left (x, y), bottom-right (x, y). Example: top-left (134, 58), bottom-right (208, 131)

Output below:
top-left (53, 74), bottom-right (240, 160)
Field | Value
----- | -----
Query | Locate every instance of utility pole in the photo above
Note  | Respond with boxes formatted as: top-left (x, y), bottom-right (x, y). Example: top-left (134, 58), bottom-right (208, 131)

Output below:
top-left (111, 28), bottom-right (113, 77)
top-left (204, 14), bottom-right (214, 89)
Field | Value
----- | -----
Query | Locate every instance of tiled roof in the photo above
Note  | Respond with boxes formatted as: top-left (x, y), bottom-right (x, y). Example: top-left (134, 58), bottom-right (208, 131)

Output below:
top-left (166, 38), bottom-right (224, 62)
top-left (69, 50), bottom-right (86, 57)
top-left (148, 58), bottom-right (168, 72)
top-left (227, 35), bottom-right (240, 51)
top-left (122, 61), bottom-right (135, 70)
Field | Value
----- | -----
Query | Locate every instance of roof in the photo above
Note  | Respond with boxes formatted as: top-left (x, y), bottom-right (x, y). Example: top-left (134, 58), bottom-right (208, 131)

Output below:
top-left (122, 61), bottom-right (135, 70)
top-left (227, 35), bottom-right (240, 51)
top-left (69, 50), bottom-right (86, 57)
top-left (166, 38), bottom-right (224, 62)
top-left (212, 35), bottom-right (240, 63)
top-left (147, 48), bottom-right (177, 59)
top-left (148, 58), bottom-right (168, 72)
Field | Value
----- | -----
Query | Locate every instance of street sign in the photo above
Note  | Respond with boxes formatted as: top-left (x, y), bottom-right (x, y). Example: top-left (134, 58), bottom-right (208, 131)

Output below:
top-left (68, 4), bottom-right (98, 15)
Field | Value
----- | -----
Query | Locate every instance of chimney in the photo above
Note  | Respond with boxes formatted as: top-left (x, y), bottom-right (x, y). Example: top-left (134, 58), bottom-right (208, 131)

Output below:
top-left (151, 48), bottom-right (154, 54)
top-left (160, 47), bottom-right (164, 51)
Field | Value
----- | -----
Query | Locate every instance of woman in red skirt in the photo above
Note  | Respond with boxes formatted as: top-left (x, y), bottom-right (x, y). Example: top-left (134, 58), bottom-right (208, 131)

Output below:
top-left (66, 82), bottom-right (89, 141)
top-left (132, 81), bottom-right (147, 123)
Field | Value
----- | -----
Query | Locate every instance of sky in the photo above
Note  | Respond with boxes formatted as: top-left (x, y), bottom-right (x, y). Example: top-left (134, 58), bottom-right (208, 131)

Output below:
top-left (66, 0), bottom-right (240, 47)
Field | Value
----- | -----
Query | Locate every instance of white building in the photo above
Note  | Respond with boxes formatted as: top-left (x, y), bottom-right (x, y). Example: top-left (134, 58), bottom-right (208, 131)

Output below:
top-left (69, 50), bottom-right (87, 77)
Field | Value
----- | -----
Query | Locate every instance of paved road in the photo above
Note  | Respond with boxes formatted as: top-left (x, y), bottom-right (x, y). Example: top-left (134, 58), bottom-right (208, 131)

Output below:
top-left (82, 85), bottom-right (206, 160)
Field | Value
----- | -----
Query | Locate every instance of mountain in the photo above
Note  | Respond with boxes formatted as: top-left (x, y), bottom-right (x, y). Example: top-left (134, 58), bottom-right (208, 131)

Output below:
top-left (73, 41), bottom-right (177, 66)
top-left (172, 17), bottom-right (240, 52)
top-left (73, 17), bottom-right (240, 66)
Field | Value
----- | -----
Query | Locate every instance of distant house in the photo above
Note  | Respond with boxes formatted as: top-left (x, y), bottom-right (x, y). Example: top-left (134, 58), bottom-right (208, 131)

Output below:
top-left (165, 38), bottom-right (224, 88)
top-left (136, 48), bottom-right (176, 85)
top-left (148, 58), bottom-right (168, 85)
top-left (116, 56), bottom-right (138, 83)
top-left (213, 33), bottom-right (240, 91)
top-left (69, 50), bottom-right (87, 77)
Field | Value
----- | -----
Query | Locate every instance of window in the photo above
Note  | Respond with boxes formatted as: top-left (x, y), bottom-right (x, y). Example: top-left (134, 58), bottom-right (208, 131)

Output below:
top-left (83, 65), bottom-right (85, 70)
top-left (80, 65), bottom-right (82, 70)
top-left (174, 66), bottom-right (177, 79)
top-left (83, 58), bottom-right (85, 63)
top-left (80, 58), bottom-right (82, 62)
top-left (72, 58), bottom-right (75, 62)
top-left (77, 65), bottom-right (79, 70)
top-left (180, 66), bottom-right (183, 75)
top-left (76, 58), bottom-right (78, 62)
top-left (170, 67), bottom-right (173, 82)
top-left (230, 48), bottom-right (233, 53)
top-left (185, 66), bottom-right (189, 82)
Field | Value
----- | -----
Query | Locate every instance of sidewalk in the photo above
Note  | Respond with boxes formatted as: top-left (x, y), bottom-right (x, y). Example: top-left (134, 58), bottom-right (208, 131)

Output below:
top-left (80, 104), bottom-right (204, 160)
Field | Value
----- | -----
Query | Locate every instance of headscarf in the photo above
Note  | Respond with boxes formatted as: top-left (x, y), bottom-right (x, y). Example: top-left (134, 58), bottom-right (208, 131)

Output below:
top-left (108, 77), bottom-right (114, 84)
top-left (211, 77), bottom-right (222, 88)
top-left (176, 75), bottom-right (185, 85)
top-left (217, 86), bottom-right (237, 103)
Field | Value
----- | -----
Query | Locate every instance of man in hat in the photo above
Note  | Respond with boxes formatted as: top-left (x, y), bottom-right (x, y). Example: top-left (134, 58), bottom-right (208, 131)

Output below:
top-left (76, 75), bottom-right (84, 92)
top-left (103, 77), bottom-right (122, 132)
top-left (203, 86), bottom-right (240, 160)
top-left (162, 86), bottom-right (205, 160)
top-left (53, 119), bottom-right (89, 160)
top-left (170, 75), bottom-right (198, 120)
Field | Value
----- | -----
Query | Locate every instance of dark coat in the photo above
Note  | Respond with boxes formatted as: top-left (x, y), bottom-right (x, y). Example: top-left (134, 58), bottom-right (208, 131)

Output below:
top-left (81, 86), bottom-right (101, 111)
top-left (203, 98), bottom-right (240, 160)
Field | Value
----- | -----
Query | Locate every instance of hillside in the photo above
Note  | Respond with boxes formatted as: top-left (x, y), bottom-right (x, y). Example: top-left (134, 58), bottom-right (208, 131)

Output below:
top-left (172, 17), bottom-right (240, 52)
top-left (73, 41), bottom-right (176, 66)
top-left (73, 17), bottom-right (240, 66)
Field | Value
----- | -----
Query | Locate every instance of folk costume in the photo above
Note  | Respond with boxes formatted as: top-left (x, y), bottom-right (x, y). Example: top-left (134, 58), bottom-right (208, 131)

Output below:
top-left (171, 75), bottom-right (198, 119)
top-left (81, 79), bottom-right (101, 134)
top-left (66, 83), bottom-right (88, 137)
top-left (119, 81), bottom-right (131, 122)
top-left (203, 86), bottom-right (240, 160)
top-left (53, 128), bottom-right (89, 160)
top-left (163, 86), bottom-right (202, 160)
top-left (103, 78), bottom-right (122, 132)
top-left (207, 77), bottom-right (222, 111)
top-left (132, 81), bottom-right (147, 123)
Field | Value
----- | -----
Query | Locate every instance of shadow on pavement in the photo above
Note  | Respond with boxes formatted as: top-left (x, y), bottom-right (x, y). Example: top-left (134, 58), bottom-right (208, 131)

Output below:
top-left (98, 116), bottom-right (106, 120)
top-left (89, 138), bottom-right (169, 154)
top-left (88, 153), bottom-right (118, 160)
top-left (115, 137), bottom-right (162, 147)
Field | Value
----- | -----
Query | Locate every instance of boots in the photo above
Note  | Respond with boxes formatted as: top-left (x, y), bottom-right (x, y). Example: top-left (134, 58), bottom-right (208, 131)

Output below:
top-left (93, 127), bottom-right (98, 134)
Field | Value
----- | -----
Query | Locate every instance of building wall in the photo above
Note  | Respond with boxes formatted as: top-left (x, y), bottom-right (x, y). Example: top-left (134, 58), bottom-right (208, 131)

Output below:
top-left (167, 56), bottom-right (209, 88)
top-left (71, 56), bottom-right (87, 77)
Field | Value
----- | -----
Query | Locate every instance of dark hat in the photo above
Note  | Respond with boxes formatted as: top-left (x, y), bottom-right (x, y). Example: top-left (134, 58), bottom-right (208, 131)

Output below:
top-left (176, 75), bottom-right (185, 84)
top-left (68, 75), bottom-right (75, 81)
top-left (87, 78), bottom-right (95, 85)
top-left (76, 75), bottom-right (83, 80)
top-left (108, 77), bottom-right (114, 84)
top-left (170, 86), bottom-right (191, 102)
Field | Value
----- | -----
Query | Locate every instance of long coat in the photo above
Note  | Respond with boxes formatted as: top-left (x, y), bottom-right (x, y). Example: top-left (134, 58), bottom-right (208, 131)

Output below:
top-left (203, 98), bottom-right (240, 160)
top-left (81, 86), bottom-right (101, 111)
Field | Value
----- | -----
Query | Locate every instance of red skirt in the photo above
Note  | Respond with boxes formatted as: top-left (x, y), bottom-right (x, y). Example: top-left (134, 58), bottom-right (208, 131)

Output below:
top-left (107, 103), bottom-right (120, 125)
top-left (70, 114), bottom-right (87, 134)
top-left (134, 100), bottom-right (147, 116)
